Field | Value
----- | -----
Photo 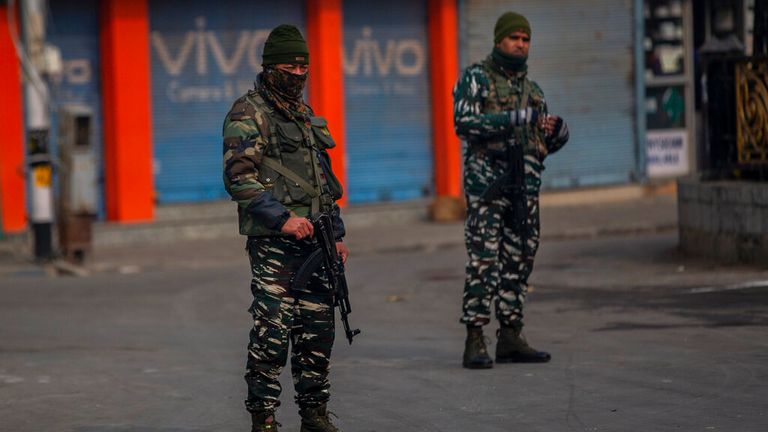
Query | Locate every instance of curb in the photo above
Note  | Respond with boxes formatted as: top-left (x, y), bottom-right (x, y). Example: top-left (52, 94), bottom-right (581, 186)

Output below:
top-left (0, 191), bottom-right (678, 276)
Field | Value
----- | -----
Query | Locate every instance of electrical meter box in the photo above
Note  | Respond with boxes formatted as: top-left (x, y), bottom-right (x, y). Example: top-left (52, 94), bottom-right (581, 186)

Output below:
top-left (57, 105), bottom-right (97, 263)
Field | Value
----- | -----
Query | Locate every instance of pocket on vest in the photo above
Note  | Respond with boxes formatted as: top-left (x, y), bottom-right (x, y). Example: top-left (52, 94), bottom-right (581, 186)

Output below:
top-left (310, 116), bottom-right (336, 149)
top-left (274, 122), bottom-right (312, 205)
top-left (312, 128), bottom-right (336, 150)
top-left (276, 121), bottom-right (304, 152)
top-left (283, 177), bottom-right (312, 205)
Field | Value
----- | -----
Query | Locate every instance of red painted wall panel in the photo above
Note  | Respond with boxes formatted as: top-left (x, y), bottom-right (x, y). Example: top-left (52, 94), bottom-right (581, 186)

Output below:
top-left (100, 0), bottom-right (154, 222)
top-left (306, 0), bottom-right (348, 206)
top-left (0, 5), bottom-right (27, 232)
top-left (429, 0), bottom-right (462, 198)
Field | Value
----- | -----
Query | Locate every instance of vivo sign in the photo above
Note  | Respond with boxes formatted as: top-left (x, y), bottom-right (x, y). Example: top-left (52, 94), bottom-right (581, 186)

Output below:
top-left (151, 18), bottom-right (425, 78)
top-left (343, 27), bottom-right (425, 77)
top-left (152, 18), bottom-right (269, 76)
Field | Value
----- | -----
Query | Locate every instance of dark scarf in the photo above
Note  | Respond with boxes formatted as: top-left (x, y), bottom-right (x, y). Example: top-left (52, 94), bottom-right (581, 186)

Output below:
top-left (491, 47), bottom-right (528, 74)
top-left (258, 67), bottom-right (310, 125)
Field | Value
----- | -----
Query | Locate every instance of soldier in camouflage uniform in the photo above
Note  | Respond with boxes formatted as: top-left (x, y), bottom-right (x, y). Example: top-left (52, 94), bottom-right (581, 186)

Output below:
top-left (453, 12), bottom-right (570, 369)
top-left (222, 25), bottom-right (347, 432)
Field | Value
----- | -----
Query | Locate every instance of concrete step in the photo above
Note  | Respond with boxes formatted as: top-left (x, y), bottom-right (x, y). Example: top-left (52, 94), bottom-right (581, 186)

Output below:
top-left (0, 185), bottom-right (679, 274)
top-left (93, 198), bottom-right (432, 248)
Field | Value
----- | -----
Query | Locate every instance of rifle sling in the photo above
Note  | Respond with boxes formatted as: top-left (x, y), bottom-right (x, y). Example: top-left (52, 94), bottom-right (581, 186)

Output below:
top-left (260, 158), bottom-right (319, 199)
top-left (261, 157), bottom-right (322, 215)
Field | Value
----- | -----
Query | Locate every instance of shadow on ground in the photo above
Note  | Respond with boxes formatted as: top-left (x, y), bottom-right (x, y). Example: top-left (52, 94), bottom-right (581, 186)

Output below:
top-left (538, 282), bottom-right (768, 330)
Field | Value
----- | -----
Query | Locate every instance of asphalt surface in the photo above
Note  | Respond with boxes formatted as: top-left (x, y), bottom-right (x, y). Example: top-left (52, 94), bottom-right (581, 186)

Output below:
top-left (1, 229), bottom-right (767, 431)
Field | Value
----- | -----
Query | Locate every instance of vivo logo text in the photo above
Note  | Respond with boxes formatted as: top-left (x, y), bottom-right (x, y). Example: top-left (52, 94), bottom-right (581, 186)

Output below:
top-left (343, 27), bottom-right (425, 77)
top-left (152, 17), bottom-right (268, 76)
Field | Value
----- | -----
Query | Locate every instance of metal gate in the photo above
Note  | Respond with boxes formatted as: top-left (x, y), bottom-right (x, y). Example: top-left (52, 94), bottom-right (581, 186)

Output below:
top-left (149, 0), bottom-right (305, 203)
top-left (343, 0), bottom-right (433, 203)
top-left (461, 0), bottom-right (637, 188)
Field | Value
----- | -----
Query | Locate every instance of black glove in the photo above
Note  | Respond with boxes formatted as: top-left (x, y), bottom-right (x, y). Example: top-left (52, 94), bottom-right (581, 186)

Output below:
top-left (330, 205), bottom-right (346, 240)
top-left (547, 116), bottom-right (569, 141)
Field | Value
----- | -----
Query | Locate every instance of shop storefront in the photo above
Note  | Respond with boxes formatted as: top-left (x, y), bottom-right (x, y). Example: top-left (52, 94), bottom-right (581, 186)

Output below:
top-left (6, 0), bottom-right (689, 232)
top-left (643, 0), bottom-right (695, 178)
top-left (342, 0), bottom-right (433, 203)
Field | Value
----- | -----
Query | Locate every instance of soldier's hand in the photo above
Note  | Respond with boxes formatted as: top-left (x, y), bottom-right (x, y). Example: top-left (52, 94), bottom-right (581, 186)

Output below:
top-left (281, 216), bottom-right (314, 240)
top-left (336, 241), bottom-right (349, 263)
top-left (542, 115), bottom-right (561, 136)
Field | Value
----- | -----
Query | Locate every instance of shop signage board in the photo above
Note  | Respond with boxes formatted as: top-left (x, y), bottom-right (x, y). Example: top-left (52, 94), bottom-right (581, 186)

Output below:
top-left (646, 129), bottom-right (689, 177)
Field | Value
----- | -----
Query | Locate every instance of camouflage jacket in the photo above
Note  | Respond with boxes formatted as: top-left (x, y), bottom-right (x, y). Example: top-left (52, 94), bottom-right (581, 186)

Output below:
top-left (453, 55), bottom-right (569, 195)
top-left (222, 81), bottom-right (345, 238)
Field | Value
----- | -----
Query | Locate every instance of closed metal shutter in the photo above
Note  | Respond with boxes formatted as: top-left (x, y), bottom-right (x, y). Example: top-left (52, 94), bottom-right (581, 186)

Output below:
top-left (462, 0), bottom-right (637, 188)
top-left (149, 0), bottom-right (304, 203)
top-left (343, 0), bottom-right (433, 203)
top-left (48, 0), bottom-right (104, 216)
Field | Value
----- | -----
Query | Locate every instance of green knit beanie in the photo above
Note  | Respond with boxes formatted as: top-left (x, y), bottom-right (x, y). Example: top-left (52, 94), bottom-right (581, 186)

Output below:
top-left (262, 24), bottom-right (309, 66)
top-left (494, 12), bottom-right (531, 43)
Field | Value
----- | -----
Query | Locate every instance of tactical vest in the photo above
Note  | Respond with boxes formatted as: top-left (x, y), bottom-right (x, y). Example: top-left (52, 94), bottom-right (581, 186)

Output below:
top-left (479, 57), bottom-right (548, 158)
top-left (239, 91), bottom-right (343, 237)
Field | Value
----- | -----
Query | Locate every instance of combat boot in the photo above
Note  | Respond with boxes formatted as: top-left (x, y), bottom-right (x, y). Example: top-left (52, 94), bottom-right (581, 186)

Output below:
top-left (299, 404), bottom-right (341, 432)
top-left (251, 410), bottom-right (280, 432)
top-left (462, 326), bottom-right (493, 369)
top-left (495, 324), bottom-right (551, 363)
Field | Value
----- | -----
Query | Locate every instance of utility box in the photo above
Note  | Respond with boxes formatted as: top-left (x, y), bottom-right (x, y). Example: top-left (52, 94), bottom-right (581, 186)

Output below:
top-left (57, 105), bottom-right (97, 263)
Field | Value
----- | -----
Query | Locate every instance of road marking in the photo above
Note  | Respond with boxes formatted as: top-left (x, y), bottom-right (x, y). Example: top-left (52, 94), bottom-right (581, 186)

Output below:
top-left (0, 374), bottom-right (24, 384)
top-left (688, 280), bottom-right (768, 294)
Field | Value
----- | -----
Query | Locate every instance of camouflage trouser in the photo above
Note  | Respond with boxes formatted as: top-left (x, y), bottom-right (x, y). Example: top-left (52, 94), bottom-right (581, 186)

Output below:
top-left (460, 192), bottom-right (541, 327)
top-left (244, 236), bottom-right (335, 413)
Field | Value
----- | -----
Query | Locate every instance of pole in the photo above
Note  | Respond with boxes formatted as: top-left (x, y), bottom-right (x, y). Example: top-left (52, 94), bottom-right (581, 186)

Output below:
top-left (21, 0), bottom-right (54, 261)
top-left (427, 0), bottom-right (464, 221)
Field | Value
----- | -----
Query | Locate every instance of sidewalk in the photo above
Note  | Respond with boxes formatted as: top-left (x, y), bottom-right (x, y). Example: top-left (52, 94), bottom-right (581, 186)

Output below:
top-left (0, 185), bottom-right (678, 277)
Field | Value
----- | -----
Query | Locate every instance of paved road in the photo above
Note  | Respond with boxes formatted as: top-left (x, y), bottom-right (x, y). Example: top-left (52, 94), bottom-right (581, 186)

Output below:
top-left (1, 232), bottom-right (767, 431)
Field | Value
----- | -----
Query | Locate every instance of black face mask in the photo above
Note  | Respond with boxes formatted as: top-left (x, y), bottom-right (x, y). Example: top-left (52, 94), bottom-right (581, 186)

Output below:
top-left (491, 47), bottom-right (528, 73)
top-left (263, 67), bottom-right (308, 100)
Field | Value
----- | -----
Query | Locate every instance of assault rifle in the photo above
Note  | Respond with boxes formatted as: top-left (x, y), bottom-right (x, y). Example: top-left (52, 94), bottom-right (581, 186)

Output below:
top-left (481, 136), bottom-right (529, 255)
top-left (291, 212), bottom-right (360, 344)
